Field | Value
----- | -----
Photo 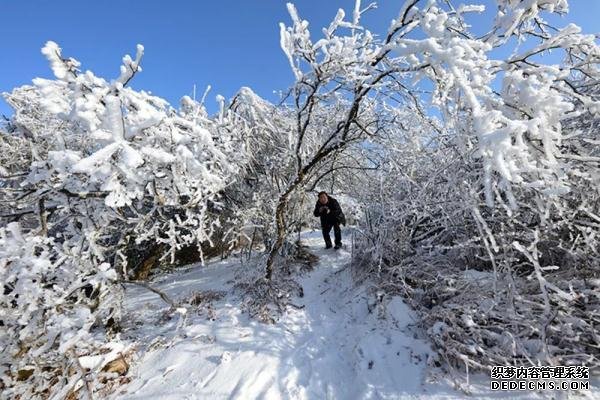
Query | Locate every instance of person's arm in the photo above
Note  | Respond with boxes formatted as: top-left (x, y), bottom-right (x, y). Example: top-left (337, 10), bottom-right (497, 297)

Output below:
top-left (313, 202), bottom-right (321, 217)
top-left (330, 199), bottom-right (342, 218)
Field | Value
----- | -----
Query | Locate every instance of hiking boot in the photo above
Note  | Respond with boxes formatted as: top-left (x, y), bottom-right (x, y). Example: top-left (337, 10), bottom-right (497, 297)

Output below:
top-left (325, 244), bottom-right (333, 249)
top-left (334, 244), bottom-right (342, 250)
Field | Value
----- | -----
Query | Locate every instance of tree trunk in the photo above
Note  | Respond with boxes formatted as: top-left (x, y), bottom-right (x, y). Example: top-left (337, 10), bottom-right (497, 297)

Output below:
top-left (265, 173), bottom-right (305, 280)
top-left (265, 200), bottom-right (287, 280)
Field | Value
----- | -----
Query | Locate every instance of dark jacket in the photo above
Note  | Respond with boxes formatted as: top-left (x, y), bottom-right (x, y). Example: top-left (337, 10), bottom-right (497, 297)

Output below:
top-left (313, 196), bottom-right (345, 226)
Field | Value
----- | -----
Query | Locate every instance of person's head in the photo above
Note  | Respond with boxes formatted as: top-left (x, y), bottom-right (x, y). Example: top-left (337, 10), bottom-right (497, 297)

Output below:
top-left (318, 191), bottom-right (328, 204)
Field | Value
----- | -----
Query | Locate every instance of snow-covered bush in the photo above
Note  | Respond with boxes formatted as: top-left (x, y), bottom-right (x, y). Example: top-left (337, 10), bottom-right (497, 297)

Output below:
top-left (354, 100), bottom-right (600, 374)
top-left (0, 42), bottom-right (246, 397)
top-left (4, 41), bottom-right (244, 270)
top-left (349, 0), bottom-right (600, 380)
top-left (0, 222), bottom-right (122, 399)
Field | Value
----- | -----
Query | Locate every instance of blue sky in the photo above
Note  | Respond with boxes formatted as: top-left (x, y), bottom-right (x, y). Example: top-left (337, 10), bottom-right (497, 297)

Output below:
top-left (1, 1), bottom-right (598, 117)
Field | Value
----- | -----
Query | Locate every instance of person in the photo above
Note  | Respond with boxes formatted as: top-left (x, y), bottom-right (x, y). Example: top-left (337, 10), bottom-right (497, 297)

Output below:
top-left (313, 191), bottom-right (345, 249)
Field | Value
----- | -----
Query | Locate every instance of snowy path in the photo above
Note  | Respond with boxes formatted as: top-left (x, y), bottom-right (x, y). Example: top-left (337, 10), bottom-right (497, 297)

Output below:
top-left (115, 230), bottom-right (520, 400)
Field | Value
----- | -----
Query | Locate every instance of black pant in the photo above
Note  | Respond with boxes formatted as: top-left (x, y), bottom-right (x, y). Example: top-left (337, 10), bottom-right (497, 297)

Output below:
top-left (322, 223), bottom-right (342, 247)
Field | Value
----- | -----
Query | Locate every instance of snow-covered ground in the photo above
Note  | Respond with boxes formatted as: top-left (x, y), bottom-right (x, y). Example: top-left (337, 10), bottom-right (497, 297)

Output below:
top-left (114, 230), bottom-right (579, 400)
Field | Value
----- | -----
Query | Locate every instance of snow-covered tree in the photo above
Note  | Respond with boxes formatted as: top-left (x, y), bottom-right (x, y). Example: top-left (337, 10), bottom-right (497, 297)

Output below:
top-left (263, 2), bottom-right (413, 279)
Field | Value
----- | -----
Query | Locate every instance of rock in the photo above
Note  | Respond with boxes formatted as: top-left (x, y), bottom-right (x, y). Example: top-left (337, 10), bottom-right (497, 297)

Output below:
top-left (16, 368), bottom-right (34, 381)
top-left (102, 356), bottom-right (129, 375)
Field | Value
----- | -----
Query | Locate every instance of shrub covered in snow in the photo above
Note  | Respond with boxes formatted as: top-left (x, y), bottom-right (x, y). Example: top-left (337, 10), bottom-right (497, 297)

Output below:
top-left (350, 0), bottom-right (600, 380)
top-left (0, 42), bottom-right (246, 397)
top-left (0, 222), bottom-right (123, 398)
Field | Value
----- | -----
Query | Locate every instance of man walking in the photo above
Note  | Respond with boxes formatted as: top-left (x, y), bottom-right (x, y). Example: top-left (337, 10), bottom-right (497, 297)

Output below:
top-left (313, 191), bottom-right (345, 249)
